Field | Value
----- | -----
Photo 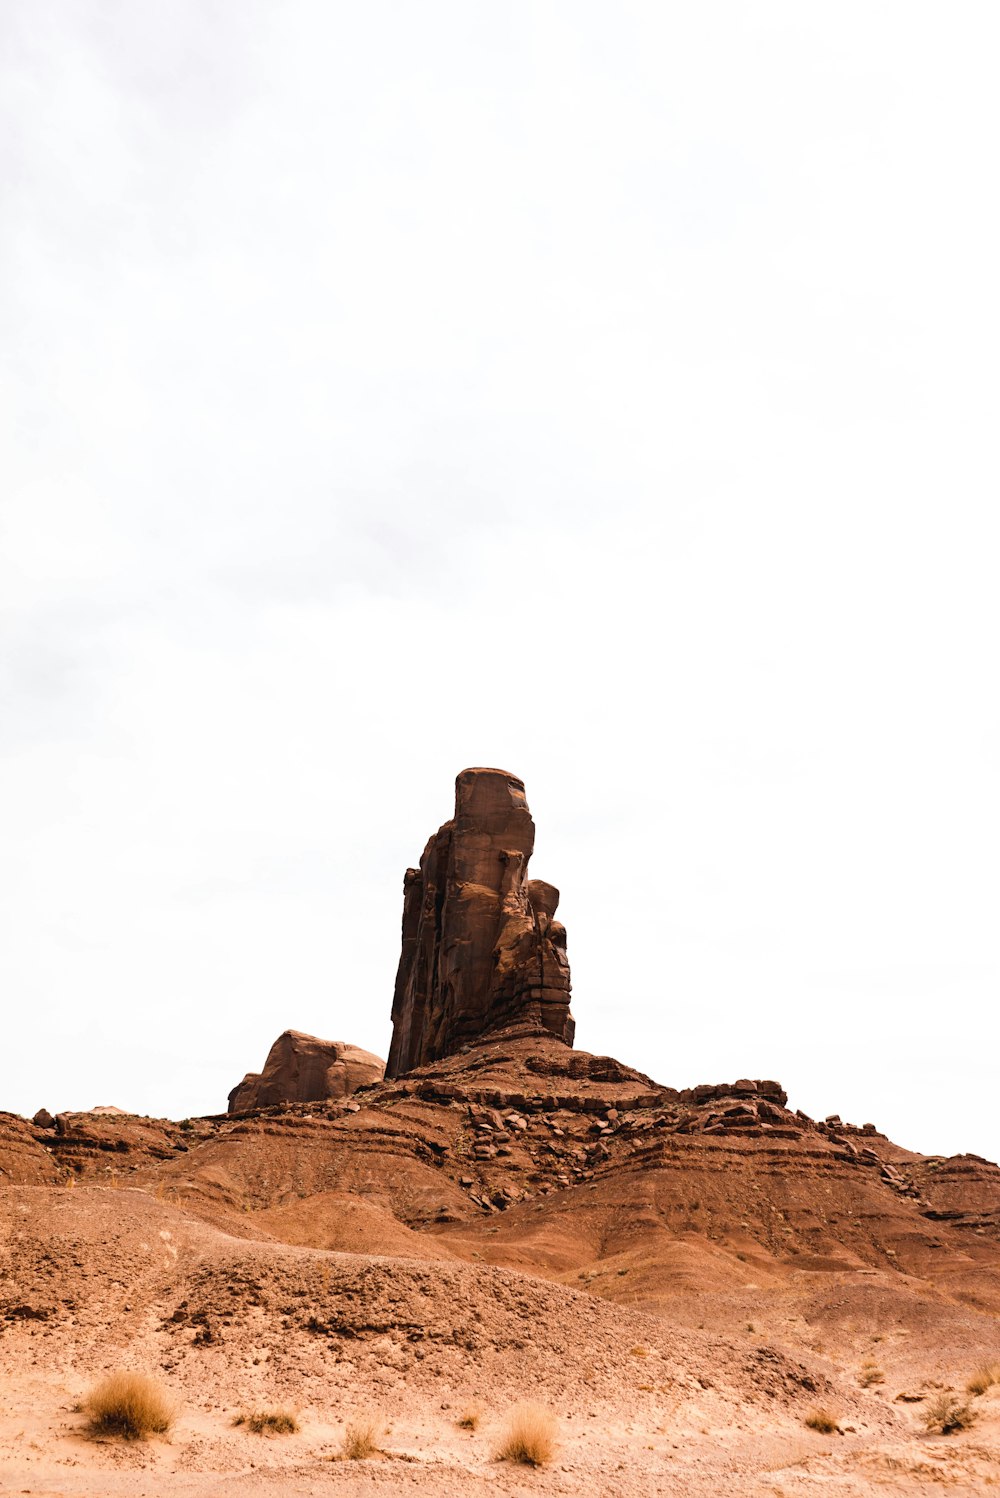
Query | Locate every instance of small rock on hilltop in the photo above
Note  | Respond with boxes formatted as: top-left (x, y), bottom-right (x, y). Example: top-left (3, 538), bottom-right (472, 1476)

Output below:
top-left (227, 1030), bottom-right (384, 1112)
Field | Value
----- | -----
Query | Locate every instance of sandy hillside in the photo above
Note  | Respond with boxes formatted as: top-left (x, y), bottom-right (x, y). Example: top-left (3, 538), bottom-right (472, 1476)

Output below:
top-left (2, 1033), bottom-right (999, 1495)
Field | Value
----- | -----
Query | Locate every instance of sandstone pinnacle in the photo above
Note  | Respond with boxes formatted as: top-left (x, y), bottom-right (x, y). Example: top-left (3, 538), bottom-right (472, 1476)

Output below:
top-left (387, 768), bottom-right (574, 1078)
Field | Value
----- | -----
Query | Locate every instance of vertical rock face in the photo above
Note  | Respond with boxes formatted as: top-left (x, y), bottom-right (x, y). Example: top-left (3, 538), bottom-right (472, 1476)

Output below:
top-left (386, 768), bottom-right (574, 1078)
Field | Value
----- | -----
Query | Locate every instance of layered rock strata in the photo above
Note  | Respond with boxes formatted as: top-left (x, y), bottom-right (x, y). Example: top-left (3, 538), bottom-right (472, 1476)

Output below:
top-left (387, 768), bottom-right (573, 1078)
top-left (228, 1031), bottom-right (384, 1112)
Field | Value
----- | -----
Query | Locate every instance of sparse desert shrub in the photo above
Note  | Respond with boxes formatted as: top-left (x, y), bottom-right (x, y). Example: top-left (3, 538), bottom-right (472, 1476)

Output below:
top-left (630, 1345), bottom-right (648, 1358)
top-left (233, 1408), bottom-right (299, 1435)
top-left (494, 1402), bottom-right (557, 1466)
top-left (923, 1392), bottom-right (976, 1434)
top-left (83, 1371), bottom-right (174, 1440)
top-left (457, 1404), bottom-right (483, 1431)
top-left (859, 1363), bottom-right (885, 1387)
top-left (804, 1407), bottom-right (840, 1434)
top-left (966, 1362), bottom-right (1000, 1397)
top-left (338, 1418), bottom-right (383, 1460)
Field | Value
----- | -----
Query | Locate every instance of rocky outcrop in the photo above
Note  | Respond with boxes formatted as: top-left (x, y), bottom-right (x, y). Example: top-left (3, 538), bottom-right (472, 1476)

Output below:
top-left (0, 1112), bottom-right (61, 1185)
top-left (387, 768), bottom-right (573, 1078)
top-left (228, 1031), bottom-right (384, 1113)
top-left (911, 1153), bottom-right (1000, 1238)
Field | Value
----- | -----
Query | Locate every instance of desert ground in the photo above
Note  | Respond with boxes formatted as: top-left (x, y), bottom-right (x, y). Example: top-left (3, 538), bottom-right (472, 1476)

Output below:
top-left (2, 1030), bottom-right (999, 1497)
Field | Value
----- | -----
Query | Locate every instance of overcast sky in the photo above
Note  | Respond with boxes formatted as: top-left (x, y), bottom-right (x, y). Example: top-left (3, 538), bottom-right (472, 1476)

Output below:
top-left (2, 3), bottom-right (997, 1162)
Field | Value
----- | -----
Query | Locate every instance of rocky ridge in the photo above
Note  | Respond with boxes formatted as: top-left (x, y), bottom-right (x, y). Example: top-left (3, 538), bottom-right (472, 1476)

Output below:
top-left (17, 1030), bottom-right (998, 1262)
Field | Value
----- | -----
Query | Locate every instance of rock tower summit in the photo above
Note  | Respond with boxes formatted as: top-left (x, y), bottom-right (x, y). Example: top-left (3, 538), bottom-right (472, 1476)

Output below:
top-left (386, 768), bottom-right (574, 1078)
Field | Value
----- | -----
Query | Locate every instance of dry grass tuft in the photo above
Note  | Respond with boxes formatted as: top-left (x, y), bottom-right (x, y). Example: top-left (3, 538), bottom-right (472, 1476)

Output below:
top-left (923, 1392), bottom-right (976, 1434)
top-left (233, 1408), bottom-right (299, 1435)
top-left (967, 1362), bottom-right (1000, 1397)
top-left (494, 1402), bottom-right (557, 1466)
top-left (457, 1404), bottom-right (483, 1431)
top-left (859, 1363), bottom-right (885, 1387)
top-left (804, 1407), bottom-right (840, 1435)
top-left (337, 1418), bottom-right (383, 1460)
top-left (83, 1371), bottom-right (175, 1441)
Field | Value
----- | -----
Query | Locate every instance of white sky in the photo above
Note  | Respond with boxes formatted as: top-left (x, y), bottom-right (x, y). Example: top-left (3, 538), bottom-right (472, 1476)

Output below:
top-left (1, 3), bottom-right (997, 1160)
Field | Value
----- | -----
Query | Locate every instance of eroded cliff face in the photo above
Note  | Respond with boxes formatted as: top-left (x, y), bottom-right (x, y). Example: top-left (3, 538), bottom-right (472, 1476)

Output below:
top-left (386, 768), bottom-right (573, 1078)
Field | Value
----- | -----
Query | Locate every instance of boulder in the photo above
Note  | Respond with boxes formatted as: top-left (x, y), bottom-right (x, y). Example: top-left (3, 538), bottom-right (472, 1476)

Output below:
top-left (228, 1031), bottom-right (385, 1113)
top-left (386, 768), bottom-right (574, 1078)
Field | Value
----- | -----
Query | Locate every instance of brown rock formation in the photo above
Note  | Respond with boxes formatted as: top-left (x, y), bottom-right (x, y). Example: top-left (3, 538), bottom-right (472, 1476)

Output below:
top-left (228, 1031), bottom-right (384, 1113)
top-left (0, 1112), bottom-right (61, 1185)
top-left (387, 768), bottom-right (573, 1078)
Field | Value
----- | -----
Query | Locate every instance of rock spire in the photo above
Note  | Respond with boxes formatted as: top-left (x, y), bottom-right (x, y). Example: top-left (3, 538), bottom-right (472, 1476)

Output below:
top-left (386, 768), bottom-right (574, 1078)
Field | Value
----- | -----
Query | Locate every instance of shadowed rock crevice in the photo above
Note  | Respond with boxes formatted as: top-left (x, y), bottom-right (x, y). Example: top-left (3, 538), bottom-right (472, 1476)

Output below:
top-left (387, 769), bottom-right (574, 1078)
